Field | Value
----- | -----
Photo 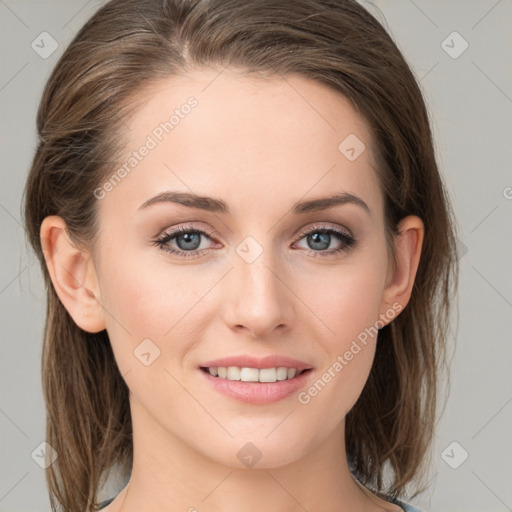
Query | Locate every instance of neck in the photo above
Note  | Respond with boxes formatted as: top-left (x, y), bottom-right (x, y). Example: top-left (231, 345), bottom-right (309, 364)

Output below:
top-left (112, 395), bottom-right (385, 512)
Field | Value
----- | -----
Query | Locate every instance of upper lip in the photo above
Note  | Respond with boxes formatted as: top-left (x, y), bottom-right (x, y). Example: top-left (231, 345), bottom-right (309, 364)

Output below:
top-left (199, 355), bottom-right (313, 371)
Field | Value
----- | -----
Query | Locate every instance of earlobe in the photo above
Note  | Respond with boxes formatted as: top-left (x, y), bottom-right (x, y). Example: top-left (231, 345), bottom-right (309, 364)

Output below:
top-left (40, 215), bottom-right (106, 333)
top-left (379, 215), bottom-right (424, 322)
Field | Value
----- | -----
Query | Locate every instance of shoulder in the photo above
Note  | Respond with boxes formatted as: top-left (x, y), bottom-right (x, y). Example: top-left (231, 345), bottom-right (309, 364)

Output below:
top-left (96, 493), bottom-right (425, 512)
top-left (97, 497), bottom-right (115, 510)
top-left (390, 496), bottom-right (425, 512)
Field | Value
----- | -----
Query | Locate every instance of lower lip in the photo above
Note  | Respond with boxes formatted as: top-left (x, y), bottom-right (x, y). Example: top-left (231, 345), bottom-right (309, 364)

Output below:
top-left (199, 368), bottom-right (314, 404)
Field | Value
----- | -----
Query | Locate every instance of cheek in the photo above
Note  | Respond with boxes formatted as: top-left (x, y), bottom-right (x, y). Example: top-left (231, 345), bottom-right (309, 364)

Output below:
top-left (99, 244), bottom-right (195, 327)
top-left (294, 253), bottom-right (387, 413)
top-left (96, 246), bottom-right (218, 371)
top-left (302, 254), bottom-right (387, 347)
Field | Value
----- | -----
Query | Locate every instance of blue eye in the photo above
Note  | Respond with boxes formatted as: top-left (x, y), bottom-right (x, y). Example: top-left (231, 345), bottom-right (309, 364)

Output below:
top-left (152, 226), bottom-right (215, 259)
top-left (294, 226), bottom-right (357, 256)
top-left (152, 224), bottom-right (357, 259)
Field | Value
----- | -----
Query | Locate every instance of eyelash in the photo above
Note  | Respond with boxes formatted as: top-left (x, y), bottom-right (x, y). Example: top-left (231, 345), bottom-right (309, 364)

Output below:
top-left (151, 223), bottom-right (357, 259)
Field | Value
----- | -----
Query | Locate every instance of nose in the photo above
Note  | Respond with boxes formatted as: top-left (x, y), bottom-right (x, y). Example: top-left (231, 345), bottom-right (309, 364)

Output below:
top-left (223, 245), bottom-right (295, 339)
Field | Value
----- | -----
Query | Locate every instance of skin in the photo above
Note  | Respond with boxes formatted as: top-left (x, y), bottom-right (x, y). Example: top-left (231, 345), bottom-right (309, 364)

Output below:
top-left (41, 67), bottom-right (424, 512)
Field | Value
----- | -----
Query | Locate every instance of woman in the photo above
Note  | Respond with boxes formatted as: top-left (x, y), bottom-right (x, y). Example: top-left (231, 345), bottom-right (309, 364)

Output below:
top-left (23, 0), bottom-right (460, 511)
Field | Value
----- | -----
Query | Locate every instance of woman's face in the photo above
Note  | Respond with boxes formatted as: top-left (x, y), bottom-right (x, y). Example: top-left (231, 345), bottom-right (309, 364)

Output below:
top-left (88, 68), bottom-right (408, 469)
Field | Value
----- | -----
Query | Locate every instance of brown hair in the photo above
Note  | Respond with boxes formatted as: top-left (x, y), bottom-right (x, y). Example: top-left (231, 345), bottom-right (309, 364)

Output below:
top-left (23, 0), bottom-right (460, 510)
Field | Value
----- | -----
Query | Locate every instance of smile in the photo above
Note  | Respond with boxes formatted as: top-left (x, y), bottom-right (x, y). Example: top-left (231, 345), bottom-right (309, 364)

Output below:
top-left (200, 366), bottom-right (310, 382)
top-left (198, 355), bottom-right (314, 403)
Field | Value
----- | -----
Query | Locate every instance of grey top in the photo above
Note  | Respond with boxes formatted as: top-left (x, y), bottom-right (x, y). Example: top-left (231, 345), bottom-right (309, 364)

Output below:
top-left (98, 497), bottom-right (115, 509)
top-left (390, 496), bottom-right (425, 511)
top-left (98, 495), bottom-right (424, 511)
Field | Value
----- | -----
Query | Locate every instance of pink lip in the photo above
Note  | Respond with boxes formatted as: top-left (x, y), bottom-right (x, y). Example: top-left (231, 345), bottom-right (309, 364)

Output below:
top-left (198, 355), bottom-right (314, 405)
top-left (199, 355), bottom-right (313, 371)
top-left (199, 367), bottom-right (314, 404)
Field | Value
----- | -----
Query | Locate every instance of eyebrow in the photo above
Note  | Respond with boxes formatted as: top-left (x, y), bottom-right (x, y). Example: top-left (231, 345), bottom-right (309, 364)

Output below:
top-left (138, 191), bottom-right (370, 216)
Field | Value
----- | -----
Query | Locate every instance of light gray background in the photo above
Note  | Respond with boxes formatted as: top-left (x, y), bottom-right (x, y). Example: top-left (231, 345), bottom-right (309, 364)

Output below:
top-left (1, 1), bottom-right (511, 511)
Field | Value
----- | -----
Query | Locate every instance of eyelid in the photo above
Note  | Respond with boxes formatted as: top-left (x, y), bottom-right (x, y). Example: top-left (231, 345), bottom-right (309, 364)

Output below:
top-left (295, 222), bottom-right (354, 240)
top-left (156, 223), bottom-right (218, 241)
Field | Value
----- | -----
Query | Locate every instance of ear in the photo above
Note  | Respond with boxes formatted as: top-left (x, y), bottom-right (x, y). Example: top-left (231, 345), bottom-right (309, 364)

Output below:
top-left (379, 215), bottom-right (424, 323)
top-left (40, 215), bottom-right (106, 333)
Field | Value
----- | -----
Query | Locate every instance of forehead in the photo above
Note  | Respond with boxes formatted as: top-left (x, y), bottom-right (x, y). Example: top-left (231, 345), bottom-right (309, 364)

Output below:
top-left (99, 67), bottom-right (384, 222)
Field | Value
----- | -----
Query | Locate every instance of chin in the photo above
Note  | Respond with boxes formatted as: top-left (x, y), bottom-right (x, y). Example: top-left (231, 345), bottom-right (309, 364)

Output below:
top-left (204, 431), bottom-right (313, 470)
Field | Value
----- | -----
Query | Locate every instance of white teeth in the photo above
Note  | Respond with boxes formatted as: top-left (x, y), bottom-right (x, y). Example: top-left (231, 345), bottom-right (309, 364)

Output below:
top-left (259, 368), bottom-right (277, 382)
top-left (276, 367), bottom-right (288, 381)
top-left (227, 366), bottom-right (241, 380)
top-left (240, 367), bottom-right (259, 382)
top-left (205, 366), bottom-right (306, 382)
